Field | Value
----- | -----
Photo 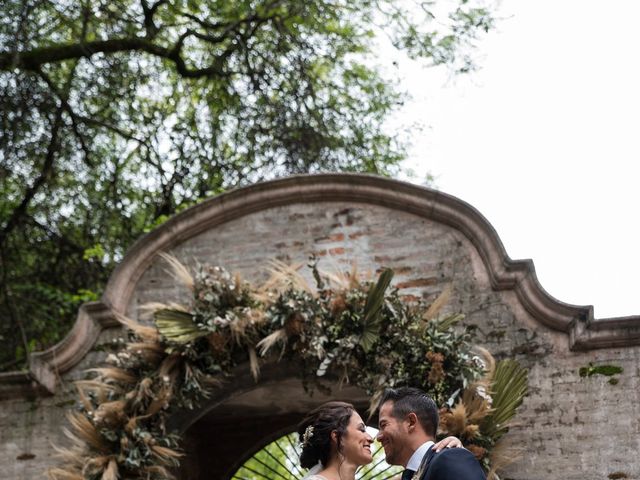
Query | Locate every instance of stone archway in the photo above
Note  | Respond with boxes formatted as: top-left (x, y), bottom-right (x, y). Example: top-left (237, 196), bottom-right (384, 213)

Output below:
top-left (171, 362), bottom-right (371, 480)
top-left (4, 174), bottom-right (640, 480)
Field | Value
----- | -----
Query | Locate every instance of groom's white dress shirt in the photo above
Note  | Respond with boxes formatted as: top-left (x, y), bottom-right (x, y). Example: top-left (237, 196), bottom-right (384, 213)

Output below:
top-left (406, 441), bottom-right (435, 471)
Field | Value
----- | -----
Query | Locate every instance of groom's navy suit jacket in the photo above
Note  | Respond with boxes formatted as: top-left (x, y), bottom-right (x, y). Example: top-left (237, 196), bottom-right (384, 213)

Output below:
top-left (417, 446), bottom-right (486, 480)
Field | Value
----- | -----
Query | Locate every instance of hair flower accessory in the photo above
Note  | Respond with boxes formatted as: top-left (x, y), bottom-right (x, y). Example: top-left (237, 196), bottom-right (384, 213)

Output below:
top-left (302, 425), bottom-right (315, 447)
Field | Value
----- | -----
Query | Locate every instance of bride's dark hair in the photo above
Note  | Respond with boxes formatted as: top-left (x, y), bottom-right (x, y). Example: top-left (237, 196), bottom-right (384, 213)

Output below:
top-left (297, 401), bottom-right (355, 469)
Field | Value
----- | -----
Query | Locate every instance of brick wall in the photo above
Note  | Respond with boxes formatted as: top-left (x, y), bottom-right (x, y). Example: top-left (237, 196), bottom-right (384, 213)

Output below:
top-left (2, 177), bottom-right (638, 480)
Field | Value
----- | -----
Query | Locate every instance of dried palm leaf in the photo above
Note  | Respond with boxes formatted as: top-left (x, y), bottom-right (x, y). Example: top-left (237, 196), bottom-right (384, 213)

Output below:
top-left (51, 444), bottom-right (83, 466)
top-left (320, 261), bottom-right (360, 291)
top-left (150, 445), bottom-right (183, 465)
top-left (465, 397), bottom-right (492, 425)
top-left (75, 383), bottom-right (95, 414)
top-left (93, 400), bottom-right (127, 427)
top-left (126, 341), bottom-right (165, 365)
top-left (101, 458), bottom-right (119, 480)
top-left (82, 455), bottom-right (111, 477)
top-left (436, 313), bottom-right (465, 332)
top-left (145, 385), bottom-right (172, 416)
top-left (88, 367), bottom-right (137, 385)
top-left (256, 328), bottom-right (287, 356)
top-left (158, 353), bottom-right (181, 380)
top-left (462, 385), bottom-right (493, 424)
top-left (257, 260), bottom-right (311, 299)
top-left (116, 314), bottom-right (160, 342)
top-left (139, 301), bottom-right (190, 320)
top-left (360, 268), bottom-right (394, 352)
top-left (441, 401), bottom-right (467, 437)
top-left (155, 309), bottom-right (204, 344)
top-left (126, 341), bottom-right (164, 353)
top-left (65, 411), bottom-right (109, 452)
top-left (158, 252), bottom-right (194, 291)
top-left (367, 386), bottom-right (384, 419)
top-left (123, 410), bottom-right (162, 434)
top-left (463, 423), bottom-right (480, 438)
top-left (125, 377), bottom-right (156, 413)
top-left (422, 284), bottom-right (453, 322)
top-left (227, 312), bottom-right (251, 346)
top-left (74, 380), bottom-right (120, 404)
top-left (487, 438), bottom-right (525, 480)
top-left (47, 468), bottom-right (83, 480)
top-left (248, 346), bottom-right (260, 381)
top-left (473, 346), bottom-right (496, 387)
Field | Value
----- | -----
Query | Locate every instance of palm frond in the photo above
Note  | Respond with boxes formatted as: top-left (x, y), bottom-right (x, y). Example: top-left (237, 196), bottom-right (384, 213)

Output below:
top-left (359, 268), bottom-right (394, 352)
top-left (158, 253), bottom-right (194, 291)
top-left (482, 360), bottom-right (528, 439)
top-left (155, 309), bottom-right (205, 344)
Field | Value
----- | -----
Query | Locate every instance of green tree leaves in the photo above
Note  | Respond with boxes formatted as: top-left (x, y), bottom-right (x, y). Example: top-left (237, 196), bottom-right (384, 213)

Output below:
top-left (0, 0), bottom-right (495, 370)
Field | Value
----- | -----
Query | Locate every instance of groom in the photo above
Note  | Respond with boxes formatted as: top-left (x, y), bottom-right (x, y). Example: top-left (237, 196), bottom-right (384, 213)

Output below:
top-left (376, 387), bottom-right (486, 480)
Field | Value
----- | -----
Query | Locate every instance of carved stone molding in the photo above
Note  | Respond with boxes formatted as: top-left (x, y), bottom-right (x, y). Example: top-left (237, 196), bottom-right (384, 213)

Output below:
top-left (28, 301), bottom-right (118, 394)
top-left (4, 174), bottom-right (639, 396)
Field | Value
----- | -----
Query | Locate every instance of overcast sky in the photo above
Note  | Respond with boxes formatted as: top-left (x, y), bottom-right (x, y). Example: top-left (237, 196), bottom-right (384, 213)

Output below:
top-left (394, 0), bottom-right (639, 318)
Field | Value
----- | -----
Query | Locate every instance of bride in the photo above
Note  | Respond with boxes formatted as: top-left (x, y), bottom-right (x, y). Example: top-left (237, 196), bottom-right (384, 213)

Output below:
top-left (297, 401), bottom-right (461, 480)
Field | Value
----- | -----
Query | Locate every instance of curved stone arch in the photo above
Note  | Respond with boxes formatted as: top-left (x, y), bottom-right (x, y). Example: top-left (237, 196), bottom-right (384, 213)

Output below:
top-left (169, 360), bottom-right (372, 480)
top-left (13, 173), bottom-right (640, 396)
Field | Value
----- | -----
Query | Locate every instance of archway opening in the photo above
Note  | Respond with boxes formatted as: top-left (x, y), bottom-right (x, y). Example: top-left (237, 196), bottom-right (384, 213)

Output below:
top-left (231, 429), bottom-right (401, 480)
top-left (174, 365), bottom-right (376, 480)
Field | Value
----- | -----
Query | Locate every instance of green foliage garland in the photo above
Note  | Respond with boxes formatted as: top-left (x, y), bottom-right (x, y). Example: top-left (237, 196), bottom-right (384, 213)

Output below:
top-left (49, 257), bottom-right (526, 480)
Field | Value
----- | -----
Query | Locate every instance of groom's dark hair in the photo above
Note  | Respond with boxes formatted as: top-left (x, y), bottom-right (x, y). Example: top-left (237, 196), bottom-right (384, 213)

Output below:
top-left (378, 387), bottom-right (439, 438)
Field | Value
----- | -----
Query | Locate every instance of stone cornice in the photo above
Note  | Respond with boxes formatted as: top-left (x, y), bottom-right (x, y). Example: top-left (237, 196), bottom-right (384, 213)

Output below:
top-left (5, 174), bottom-right (639, 396)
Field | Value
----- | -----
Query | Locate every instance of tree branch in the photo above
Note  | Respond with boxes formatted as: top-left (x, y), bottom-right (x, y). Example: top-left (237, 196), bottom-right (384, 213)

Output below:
top-left (1, 36), bottom-right (232, 78)
top-left (140, 0), bottom-right (169, 38)
top-left (0, 104), bottom-right (63, 246)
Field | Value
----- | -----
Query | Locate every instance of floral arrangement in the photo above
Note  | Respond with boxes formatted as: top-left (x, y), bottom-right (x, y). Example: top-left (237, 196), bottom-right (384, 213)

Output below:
top-left (49, 255), bottom-right (527, 479)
